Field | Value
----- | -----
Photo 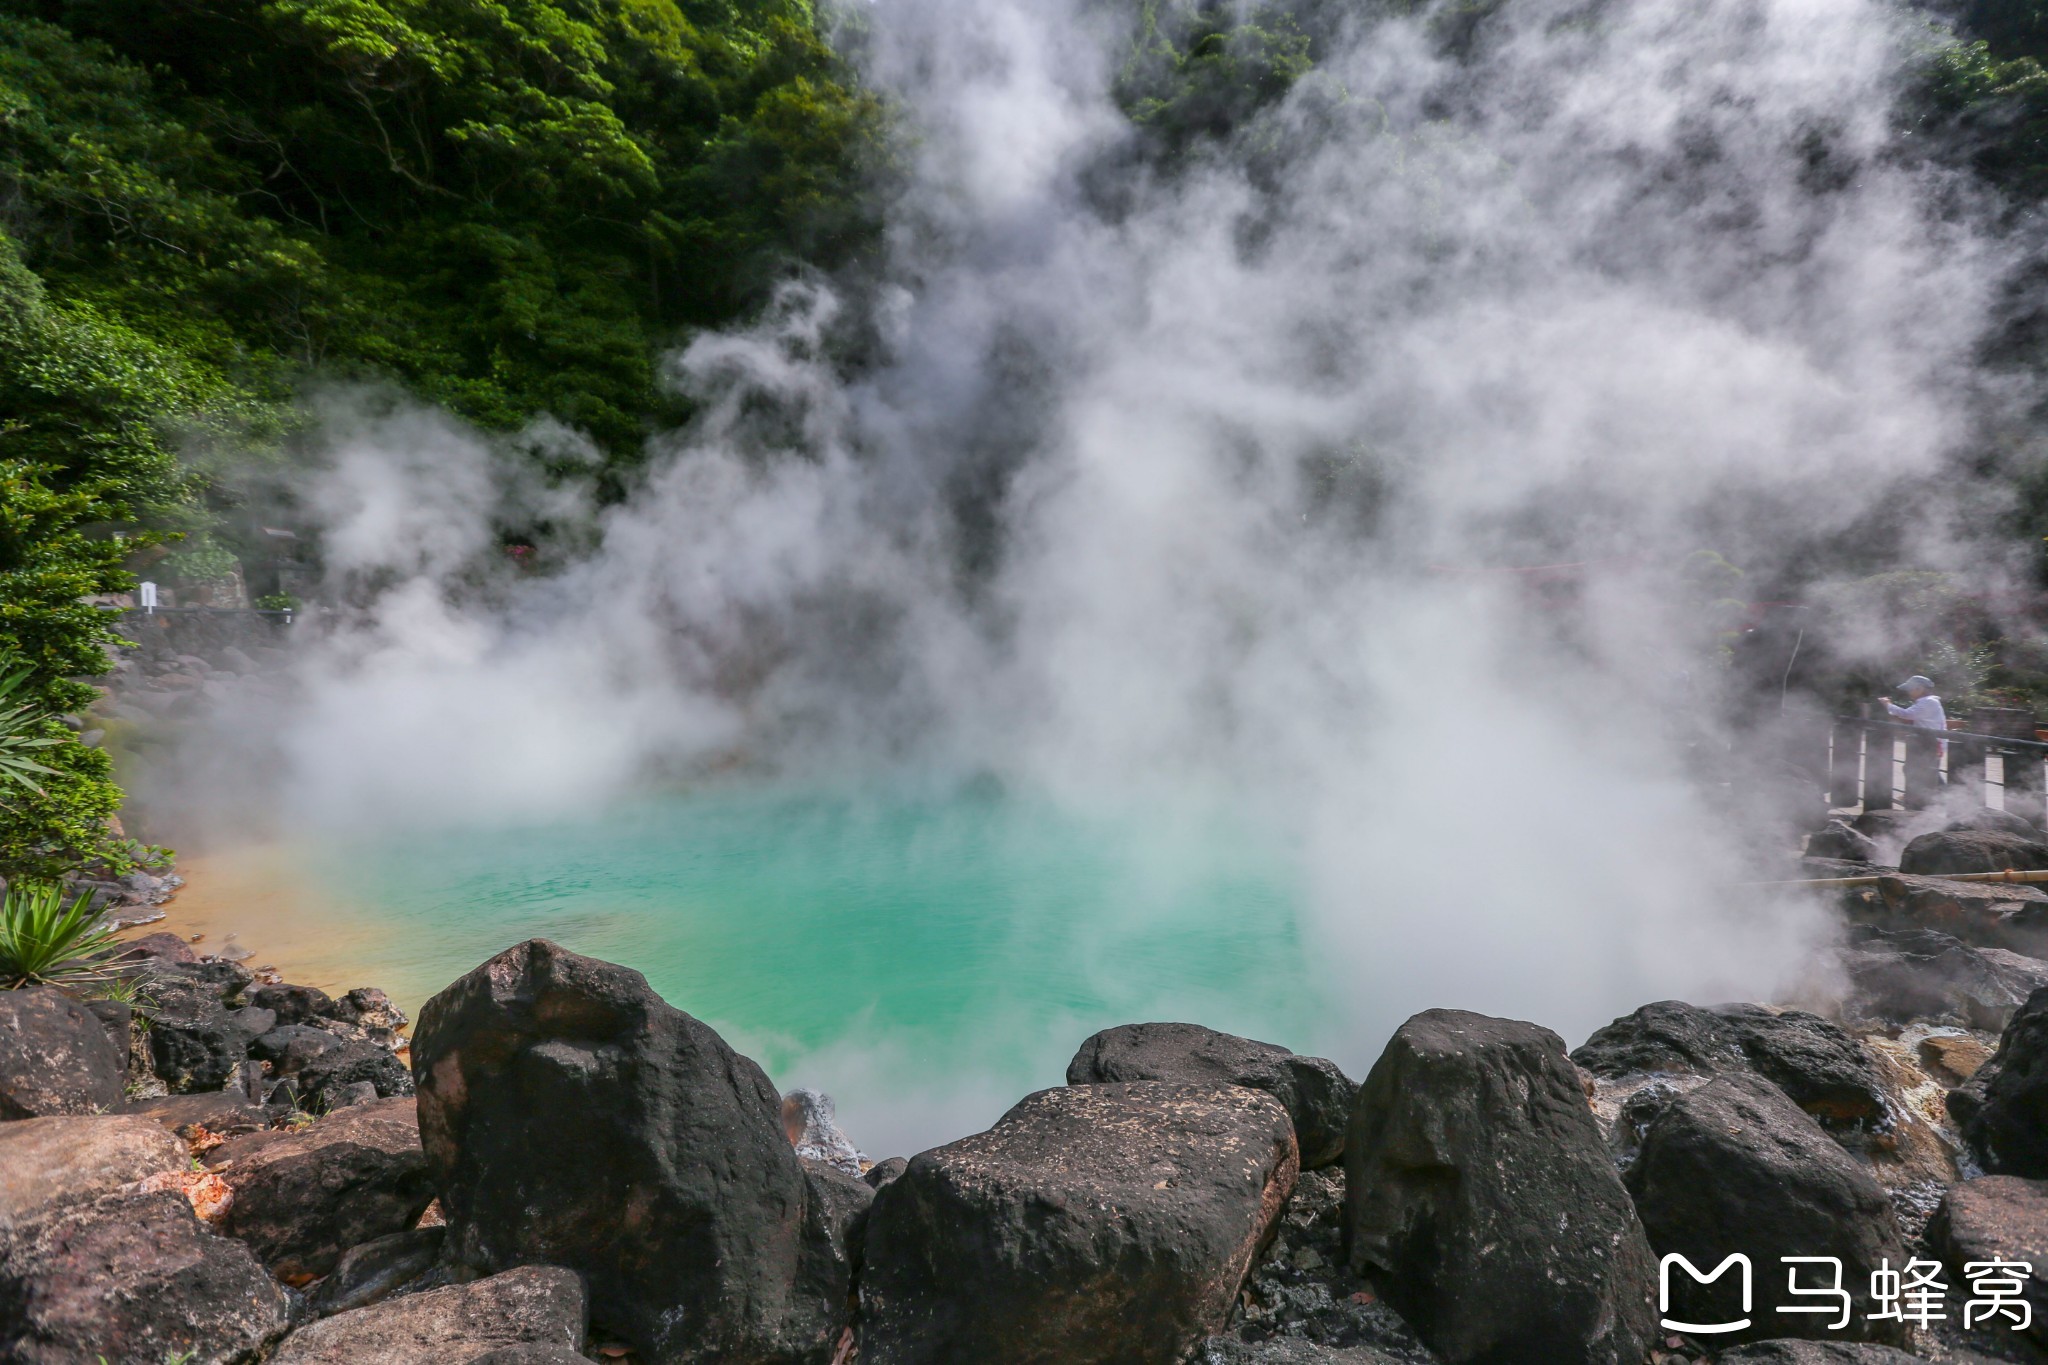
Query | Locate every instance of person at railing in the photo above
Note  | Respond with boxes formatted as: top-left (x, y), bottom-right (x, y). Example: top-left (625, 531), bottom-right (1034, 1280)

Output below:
top-left (1881, 674), bottom-right (1949, 761)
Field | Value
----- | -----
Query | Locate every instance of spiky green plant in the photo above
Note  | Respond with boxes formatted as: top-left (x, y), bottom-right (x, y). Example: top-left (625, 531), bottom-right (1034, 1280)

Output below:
top-left (0, 881), bottom-right (121, 989)
top-left (0, 661), bottom-right (59, 804)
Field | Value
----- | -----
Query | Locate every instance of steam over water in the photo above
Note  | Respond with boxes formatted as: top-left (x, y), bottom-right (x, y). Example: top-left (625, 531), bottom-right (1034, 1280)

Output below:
top-left (182, 0), bottom-right (2026, 1148)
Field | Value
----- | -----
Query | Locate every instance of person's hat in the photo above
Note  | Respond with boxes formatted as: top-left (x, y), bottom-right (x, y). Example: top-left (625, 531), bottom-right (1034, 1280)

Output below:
top-left (1898, 675), bottom-right (1935, 692)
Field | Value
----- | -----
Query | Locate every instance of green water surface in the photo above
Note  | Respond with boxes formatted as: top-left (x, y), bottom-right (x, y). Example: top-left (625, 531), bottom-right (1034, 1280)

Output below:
top-left (312, 782), bottom-right (1328, 1152)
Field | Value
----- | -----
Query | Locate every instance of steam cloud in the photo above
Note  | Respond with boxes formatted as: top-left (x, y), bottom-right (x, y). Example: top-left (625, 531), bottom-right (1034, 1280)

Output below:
top-left (179, 0), bottom-right (2032, 1147)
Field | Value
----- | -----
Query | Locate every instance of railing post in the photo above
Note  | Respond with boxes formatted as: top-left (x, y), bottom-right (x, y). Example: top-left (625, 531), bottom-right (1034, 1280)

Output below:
top-left (1902, 730), bottom-right (1942, 809)
top-left (1862, 715), bottom-right (1895, 812)
top-left (1948, 726), bottom-right (1988, 808)
top-left (1829, 717), bottom-right (1863, 810)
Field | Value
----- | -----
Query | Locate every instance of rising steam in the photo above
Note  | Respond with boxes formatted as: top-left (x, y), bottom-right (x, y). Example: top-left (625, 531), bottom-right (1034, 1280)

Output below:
top-left (172, 0), bottom-right (2032, 1143)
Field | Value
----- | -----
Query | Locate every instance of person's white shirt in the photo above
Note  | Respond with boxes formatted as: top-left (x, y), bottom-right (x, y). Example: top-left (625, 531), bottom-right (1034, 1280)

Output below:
top-left (1886, 694), bottom-right (1948, 732)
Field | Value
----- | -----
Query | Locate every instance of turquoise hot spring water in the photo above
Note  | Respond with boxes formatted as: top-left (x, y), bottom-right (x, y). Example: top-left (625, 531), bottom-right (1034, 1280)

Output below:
top-left (200, 780), bottom-right (1334, 1156)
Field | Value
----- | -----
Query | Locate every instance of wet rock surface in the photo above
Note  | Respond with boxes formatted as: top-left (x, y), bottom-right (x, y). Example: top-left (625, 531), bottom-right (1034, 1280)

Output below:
top-left (861, 1081), bottom-right (1299, 1365)
top-left (0, 1188), bottom-right (291, 1365)
top-left (0, 985), bottom-right (126, 1117)
top-left (270, 1264), bottom-right (587, 1365)
top-left (1953, 986), bottom-right (2048, 1176)
top-left (1625, 1075), bottom-right (1907, 1345)
top-left (1067, 1021), bottom-right (1357, 1168)
top-left (0, 1114), bottom-right (186, 1227)
top-left (1574, 1000), bottom-right (1890, 1127)
top-left (413, 937), bottom-right (847, 1365)
top-left (207, 1095), bottom-right (435, 1281)
top-left (1927, 1176), bottom-right (2048, 1346)
top-left (1346, 1009), bottom-right (1657, 1365)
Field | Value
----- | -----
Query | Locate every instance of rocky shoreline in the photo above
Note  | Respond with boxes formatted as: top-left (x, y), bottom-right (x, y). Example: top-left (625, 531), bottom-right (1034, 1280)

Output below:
top-left (2, 818), bottom-right (2047, 1363)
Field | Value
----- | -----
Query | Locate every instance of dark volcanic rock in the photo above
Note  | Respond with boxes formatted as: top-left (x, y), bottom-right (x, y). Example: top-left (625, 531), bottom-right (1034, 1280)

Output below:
top-left (1808, 819), bottom-right (1879, 862)
top-left (1926, 1175), bottom-right (2048, 1345)
top-left (148, 977), bottom-right (275, 1093)
top-left (120, 931), bottom-right (198, 965)
top-left (307, 1226), bottom-right (446, 1317)
top-left (251, 1022), bottom-right (346, 1069)
top-left (246, 982), bottom-right (337, 1026)
top-left (0, 986), bottom-right (125, 1118)
top-left (270, 1264), bottom-right (586, 1365)
top-left (0, 1188), bottom-right (291, 1364)
top-left (1344, 1010), bottom-right (1655, 1365)
top-left (332, 986), bottom-right (407, 1033)
top-left (1841, 927), bottom-right (2048, 1030)
top-left (863, 1156), bottom-right (907, 1190)
top-left (161, 956), bottom-right (256, 1001)
top-left (1955, 986), bottom-right (2048, 1176)
top-left (1703, 1344), bottom-right (1932, 1363)
top-left (81, 998), bottom-right (131, 1076)
top-left (124, 1089), bottom-right (281, 1137)
top-left (413, 938), bottom-right (847, 1364)
top-left (1947, 806), bottom-right (2043, 838)
top-left (1067, 1021), bottom-right (1357, 1168)
top-left (208, 1095), bottom-right (434, 1282)
top-left (276, 1037), bottom-right (413, 1112)
top-left (1199, 1168), bottom-right (1439, 1365)
top-left (0, 1114), bottom-right (185, 1227)
top-left (1840, 874), bottom-right (2048, 956)
top-left (861, 1081), bottom-right (1299, 1365)
top-left (1572, 1000), bottom-right (1888, 1125)
top-left (1624, 1075), bottom-right (1906, 1345)
top-left (1899, 827), bottom-right (2048, 875)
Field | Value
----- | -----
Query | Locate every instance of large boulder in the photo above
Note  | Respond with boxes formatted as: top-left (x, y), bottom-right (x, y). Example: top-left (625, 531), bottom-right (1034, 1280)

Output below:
top-left (0, 986), bottom-right (126, 1118)
top-left (1840, 927), bottom-right (2048, 1030)
top-left (148, 975), bottom-right (275, 1093)
top-left (207, 1095), bottom-right (435, 1282)
top-left (1839, 874), bottom-right (2048, 955)
top-left (1926, 1175), bottom-right (2048, 1346)
top-left (246, 982), bottom-right (336, 1025)
top-left (1624, 1075), bottom-right (1906, 1345)
top-left (1953, 985), bottom-right (2048, 1176)
top-left (270, 1264), bottom-right (586, 1365)
top-left (1899, 826), bottom-right (2048, 876)
top-left (1835, 871), bottom-right (2048, 957)
top-left (1066, 1021), bottom-right (1357, 1168)
top-left (0, 1188), bottom-right (291, 1364)
top-left (1946, 806), bottom-right (2043, 838)
top-left (1344, 1010), bottom-right (1656, 1365)
top-left (412, 939), bottom-right (848, 1364)
top-left (1572, 1000), bottom-right (1888, 1127)
top-left (0, 1114), bottom-right (185, 1228)
top-left (860, 1081), bottom-right (1299, 1365)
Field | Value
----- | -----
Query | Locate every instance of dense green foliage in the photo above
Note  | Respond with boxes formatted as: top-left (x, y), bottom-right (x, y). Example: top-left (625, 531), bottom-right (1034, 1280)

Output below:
top-left (0, 878), bottom-right (121, 988)
top-left (3, 0), bottom-right (884, 455)
top-left (0, 0), bottom-right (882, 873)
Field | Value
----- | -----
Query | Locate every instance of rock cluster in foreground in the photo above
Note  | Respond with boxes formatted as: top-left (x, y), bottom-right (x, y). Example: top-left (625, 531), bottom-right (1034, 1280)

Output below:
top-left (9, 806), bottom-right (2048, 1365)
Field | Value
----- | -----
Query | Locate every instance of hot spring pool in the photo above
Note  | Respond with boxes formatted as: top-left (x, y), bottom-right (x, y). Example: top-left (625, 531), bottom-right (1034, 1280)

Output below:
top-left (172, 782), bottom-right (1332, 1154)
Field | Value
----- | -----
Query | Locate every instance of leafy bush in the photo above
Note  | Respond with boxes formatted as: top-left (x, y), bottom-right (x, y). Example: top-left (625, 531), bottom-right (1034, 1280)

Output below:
top-left (0, 661), bottom-right (59, 803)
top-left (0, 880), bottom-right (121, 990)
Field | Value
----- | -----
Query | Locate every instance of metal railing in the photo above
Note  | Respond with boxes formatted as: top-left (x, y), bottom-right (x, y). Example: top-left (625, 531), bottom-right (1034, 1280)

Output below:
top-left (1827, 711), bottom-right (2046, 821)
